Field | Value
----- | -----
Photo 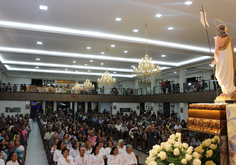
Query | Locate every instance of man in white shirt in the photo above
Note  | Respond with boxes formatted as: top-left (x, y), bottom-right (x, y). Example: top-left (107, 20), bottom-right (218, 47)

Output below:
top-left (174, 121), bottom-right (182, 131)
top-left (122, 145), bottom-right (137, 165)
top-left (115, 121), bottom-right (122, 139)
top-left (75, 147), bottom-right (89, 165)
top-left (44, 127), bottom-right (54, 140)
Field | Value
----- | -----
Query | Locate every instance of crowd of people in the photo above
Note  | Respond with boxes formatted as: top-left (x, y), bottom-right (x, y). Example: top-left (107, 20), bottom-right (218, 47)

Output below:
top-left (35, 108), bottom-right (214, 165)
top-left (0, 113), bottom-right (31, 165)
top-left (160, 80), bottom-right (180, 94)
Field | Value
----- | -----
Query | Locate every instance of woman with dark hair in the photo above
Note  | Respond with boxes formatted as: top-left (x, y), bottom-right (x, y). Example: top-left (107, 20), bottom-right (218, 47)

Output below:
top-left (58, 148), bottom-right (75, 165)
top-left (96, 141), bottom-right (106, 157)
top-left (0, 139), bottom-right (8, 150)
top-left (69, 141), bottom-right (79, 160)
top-left (101, 131), bottom-right (107, 147)
top-left (53, 140), bottom-right (64, 163)
top-left (105, 140), bottom-right (113, 157)
top-left (88, 145), bottom-right (104, 165)
top-left (5, 152), bottom-right (22, 165)
top-left (107, 147), bottom-right (122, 165)
top-left (5, 134), bottom-right (10, 146)
top-left (62, 134), bottom-right (70, 147)
top-left (50, 139), bottom-right (59, 155)
top-left (77, 132), bottom-right (85, 147)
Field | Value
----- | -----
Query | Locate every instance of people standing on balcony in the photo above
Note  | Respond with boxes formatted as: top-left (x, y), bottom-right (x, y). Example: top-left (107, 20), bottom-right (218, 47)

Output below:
top-left (165, 80), bottom-right (171, 94)
top-left (193, 80), bottom-right (201, 92)
top-left (160, 80), bottom-right (166, 94)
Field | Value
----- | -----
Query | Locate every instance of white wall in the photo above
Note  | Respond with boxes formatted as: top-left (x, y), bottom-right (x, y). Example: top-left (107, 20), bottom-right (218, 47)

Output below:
top-left (0, 101), bottom-right (30, 116)
top-left (98, 102), bottom-right (113, 113)
top-left (112, 102), bottom-right (140, 116)
top-left (7, 77), bottom-right (31, 91)
top-left (1, 72), bottom-right (7, 83)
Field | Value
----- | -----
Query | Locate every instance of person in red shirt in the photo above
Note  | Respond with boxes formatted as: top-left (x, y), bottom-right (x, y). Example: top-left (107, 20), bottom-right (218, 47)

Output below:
top-left (160, 80), bottom-right (166, 94)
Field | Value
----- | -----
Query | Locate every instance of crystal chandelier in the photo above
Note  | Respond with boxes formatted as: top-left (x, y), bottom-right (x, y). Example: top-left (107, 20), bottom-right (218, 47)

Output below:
top-left (83, 79), bottom-right (94, 90)
top-left (133, 23), bottom-right (162, 82)
top-left (98, 71), bottom-right (116, 86)
top-left (72, 83), bottom-right (82, 93)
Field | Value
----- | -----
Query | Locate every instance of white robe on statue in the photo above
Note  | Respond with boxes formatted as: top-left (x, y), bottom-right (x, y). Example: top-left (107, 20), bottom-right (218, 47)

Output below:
top-left (216, 36), bottom-right (236, 95)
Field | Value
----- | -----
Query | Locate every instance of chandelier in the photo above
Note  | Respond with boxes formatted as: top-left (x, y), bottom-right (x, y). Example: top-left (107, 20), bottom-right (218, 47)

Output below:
top-left (72, 83), bottom-right (82, 93)
top-left (98, 71), bottom-right (116, 86)
top-left (83, 79), bottom-right (94, 90)
top-left (133, 23), bottom-right (162, 82)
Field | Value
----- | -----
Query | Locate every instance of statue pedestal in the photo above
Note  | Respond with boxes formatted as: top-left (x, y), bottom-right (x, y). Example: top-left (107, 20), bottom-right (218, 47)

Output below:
top-left (187, 103), bottom-right (228, 165)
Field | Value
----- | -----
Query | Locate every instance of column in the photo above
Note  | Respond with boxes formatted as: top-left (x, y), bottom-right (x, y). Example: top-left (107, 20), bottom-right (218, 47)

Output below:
top-left (151, 77), bottom-right (155, 94)
top-left (42, 101), bottom-right (46, 114)
top-left (152, 103), bottom-right (158, 117)
top-left (70, 102), bottom-right (73, 109)
top-left (54, 80), bottom-right (57, 85)
top-left (179, 69), bottom-right (185, 93)
top-left (74, 102), bottom-right (78, 113)
top-left (179, 103), bottom-right (188, 121)
top-left (91, 102), bottom-right (94, 111)
top-left (0, 70), bottom-right (2, 82)
top-left (53, 101), bottom-right (57, 112)
top-left (85, 102), bottom-right (88, 113)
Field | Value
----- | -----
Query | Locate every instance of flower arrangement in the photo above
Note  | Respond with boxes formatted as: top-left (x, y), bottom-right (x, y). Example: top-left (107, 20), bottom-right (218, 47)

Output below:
top-left (146, 133), bottom-right (201, 165)
top-left (194, 136), bottom-right (220, 165)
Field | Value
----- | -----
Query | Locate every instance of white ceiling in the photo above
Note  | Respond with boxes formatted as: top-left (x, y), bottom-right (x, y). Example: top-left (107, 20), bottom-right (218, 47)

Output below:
top-left (0, 0), bottom-right (235, 82)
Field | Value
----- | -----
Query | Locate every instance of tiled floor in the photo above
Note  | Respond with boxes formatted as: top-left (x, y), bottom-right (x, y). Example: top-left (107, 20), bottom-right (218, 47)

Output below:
top-left (133, 148), bottom-right (148, 165)
top-left (25, 121), bottom-right (48, 165)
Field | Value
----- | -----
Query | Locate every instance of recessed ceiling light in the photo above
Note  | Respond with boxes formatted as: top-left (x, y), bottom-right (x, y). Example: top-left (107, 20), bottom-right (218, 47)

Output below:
top-left (37, 42), bottom-right (42, 45)
top-left (101, 63), bottom-right (104, 65)
top-left (155, 14), bottom-right (162, 18)
top-left (111, 45), bottom-right (115, 47)
top-left (133, 29), bottom-right (139, 33)
top-left (174, 71), bottom-right (177, 73)
top-left (161, 55), bottom-right (166, 57)
top-left (185, 69), bottom-right (187, 71)
top-left (39, 5), bottom-right (48, 10)
top-left (36, 58), bottom-right (40, 61)
top-left (87, 47), bottom-right (91, 49)
top-left (131, 65), bottom-right (135, 68)
top-left (168, 27), bottom-right (174, 30)
top-left (101, 52), bottom-right (105, 54)
top-left (75, 70), bottom-right (78, 72)
top-left (124, 51), bottom-right (128, 53)
top-left (113, 72), bottom-right (117, 73)
top-left (115, 18), bottom-right (122, 21)
top-left (90, 60), bottom-right (93, 62)
top-left (88, 70), bottom-right (90, 72)
top-left (65, 68), bottom-right (68, 70)
top-left (73, 61), bottom-right (76, 63)
top-left (84, 64), bottom-right (88, 66)
top-left (36, 66), bottom-right (39, 69)
top-left (184, 1), bottom-right (193, 5)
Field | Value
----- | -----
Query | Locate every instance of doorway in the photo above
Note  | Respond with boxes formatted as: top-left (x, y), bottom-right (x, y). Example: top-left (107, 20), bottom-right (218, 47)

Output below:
top-left (163, 102), bottom-right (170, 117)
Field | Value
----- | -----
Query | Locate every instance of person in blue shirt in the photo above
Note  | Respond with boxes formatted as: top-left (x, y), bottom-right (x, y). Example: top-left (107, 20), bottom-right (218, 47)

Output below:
top-left (4, 141), bottom-right (24, 164)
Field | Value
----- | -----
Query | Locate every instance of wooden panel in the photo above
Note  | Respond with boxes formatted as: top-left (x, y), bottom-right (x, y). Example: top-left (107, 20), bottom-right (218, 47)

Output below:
top-left (0, 91), bottom-right (218, 103)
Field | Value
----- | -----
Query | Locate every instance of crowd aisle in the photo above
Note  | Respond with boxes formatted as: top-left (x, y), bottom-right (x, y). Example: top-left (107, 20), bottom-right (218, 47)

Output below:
top-left (25, 121), bottom-right (48, 165)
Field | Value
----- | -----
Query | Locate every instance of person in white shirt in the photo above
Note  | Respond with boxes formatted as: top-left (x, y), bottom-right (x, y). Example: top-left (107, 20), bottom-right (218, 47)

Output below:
top-left (69, 141), bottom-right (80, 160)
top-left (44, 127), bottom-right (54, 140)
top-left (105, 140), bottom-right (113, 157)
top-left (58, 148), bottom-right (75, 165)
top-left (115, 122), bottom-right (122, 139)
top-left (53, 140), bottom-right (64, 163)
top-left (96, 142), bottom-right (106, 157)
top-left (85, 142), bottom-right (92, 155)
top-left (5, 152), bottom-right (22, 165)
top-left (174, 121), bottom-right (182, 131)
top-left (75, 147), bottom-right (89, 165)
top-left (122, 145), bottom-right (137, 165)
top-left (0, 159), bottom-right (4, 165)
top-left (190, 134), bottom-right (202, 148)
top-left (117, 139), bottom-right (126, 155)
top-left (107, 147), bottom-right (122, 165)
top-left (88, 145), bottom-right (104, 165)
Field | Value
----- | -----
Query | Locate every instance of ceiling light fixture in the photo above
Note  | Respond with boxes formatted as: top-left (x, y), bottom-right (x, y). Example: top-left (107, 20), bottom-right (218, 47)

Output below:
top-left (39, 5), bottom-right (48, 10)
top-left (65, 68), bottom-right (68, 70)
top-left (124, 51), bottom-right (128, 53)
top-left (75, 70), bottom-right (78, 72)
top-left (168, 27), bottom-right (174, 30)
top-left (87, 47), bottom-right (91, 49)
top-left (184, 1), bottom-right (193, 5)
top-left (84, 64), bottom-right (87, 66)
top-left (37, 42), bottom-right (42, 45)
top-left (101, 52), bottom-right (105, 54)
top-left (36, 58), bottom-right (40, 61)
top-left (174, 71), bottom-right (177, 73)
top-left (115, 18), bottom-right (122, 21)
top-left (36, 67), bottom-right (39, 68)
top-left (111, 45), bottom-right (115, 47)
top-left (131, 65), bottom-right (135, 68)
top-left (113, 72), bottom-right (117, 73)
top-left (88, 70), bottom-right (90, 72)
top-left (133, 29), bottom-right (139, 33)
top-left (101, 63), bottom-right (104, 65)
top-left (90, 60), bottom-right (93, 62)
top-left (161, 55), bottom-right (166, 57)
top-left (155, 14), bottom-right (162, 18)
top-left (73, 61), bottom-right (76, 63)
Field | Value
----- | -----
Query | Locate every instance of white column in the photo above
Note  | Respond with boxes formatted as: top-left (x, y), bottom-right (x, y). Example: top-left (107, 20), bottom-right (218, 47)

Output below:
top-left (42, 101), bottom-right (46, 114)
top-left (70, 102), bottom-right (73, 109)
top-left (85, 102), bottom-right (88, 113)
top-left (74, 102), bottom-right (78, 113)
top-left (135, 79), bottom-right (139, 89)
top-left (152, 103), bottom-right (158, 116)
top-left (53, 101), bottom-right (57, 112)
top-left (151, 77), bottom-right (155, 94)
top-left (91, 102), bottom-right (94, 111)
top-left (54, 80), bottom-right (57, 85)
top-left (179, 69), bottom-right (185, 93)
top-left (179, 103), bottom-right (188, 121)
